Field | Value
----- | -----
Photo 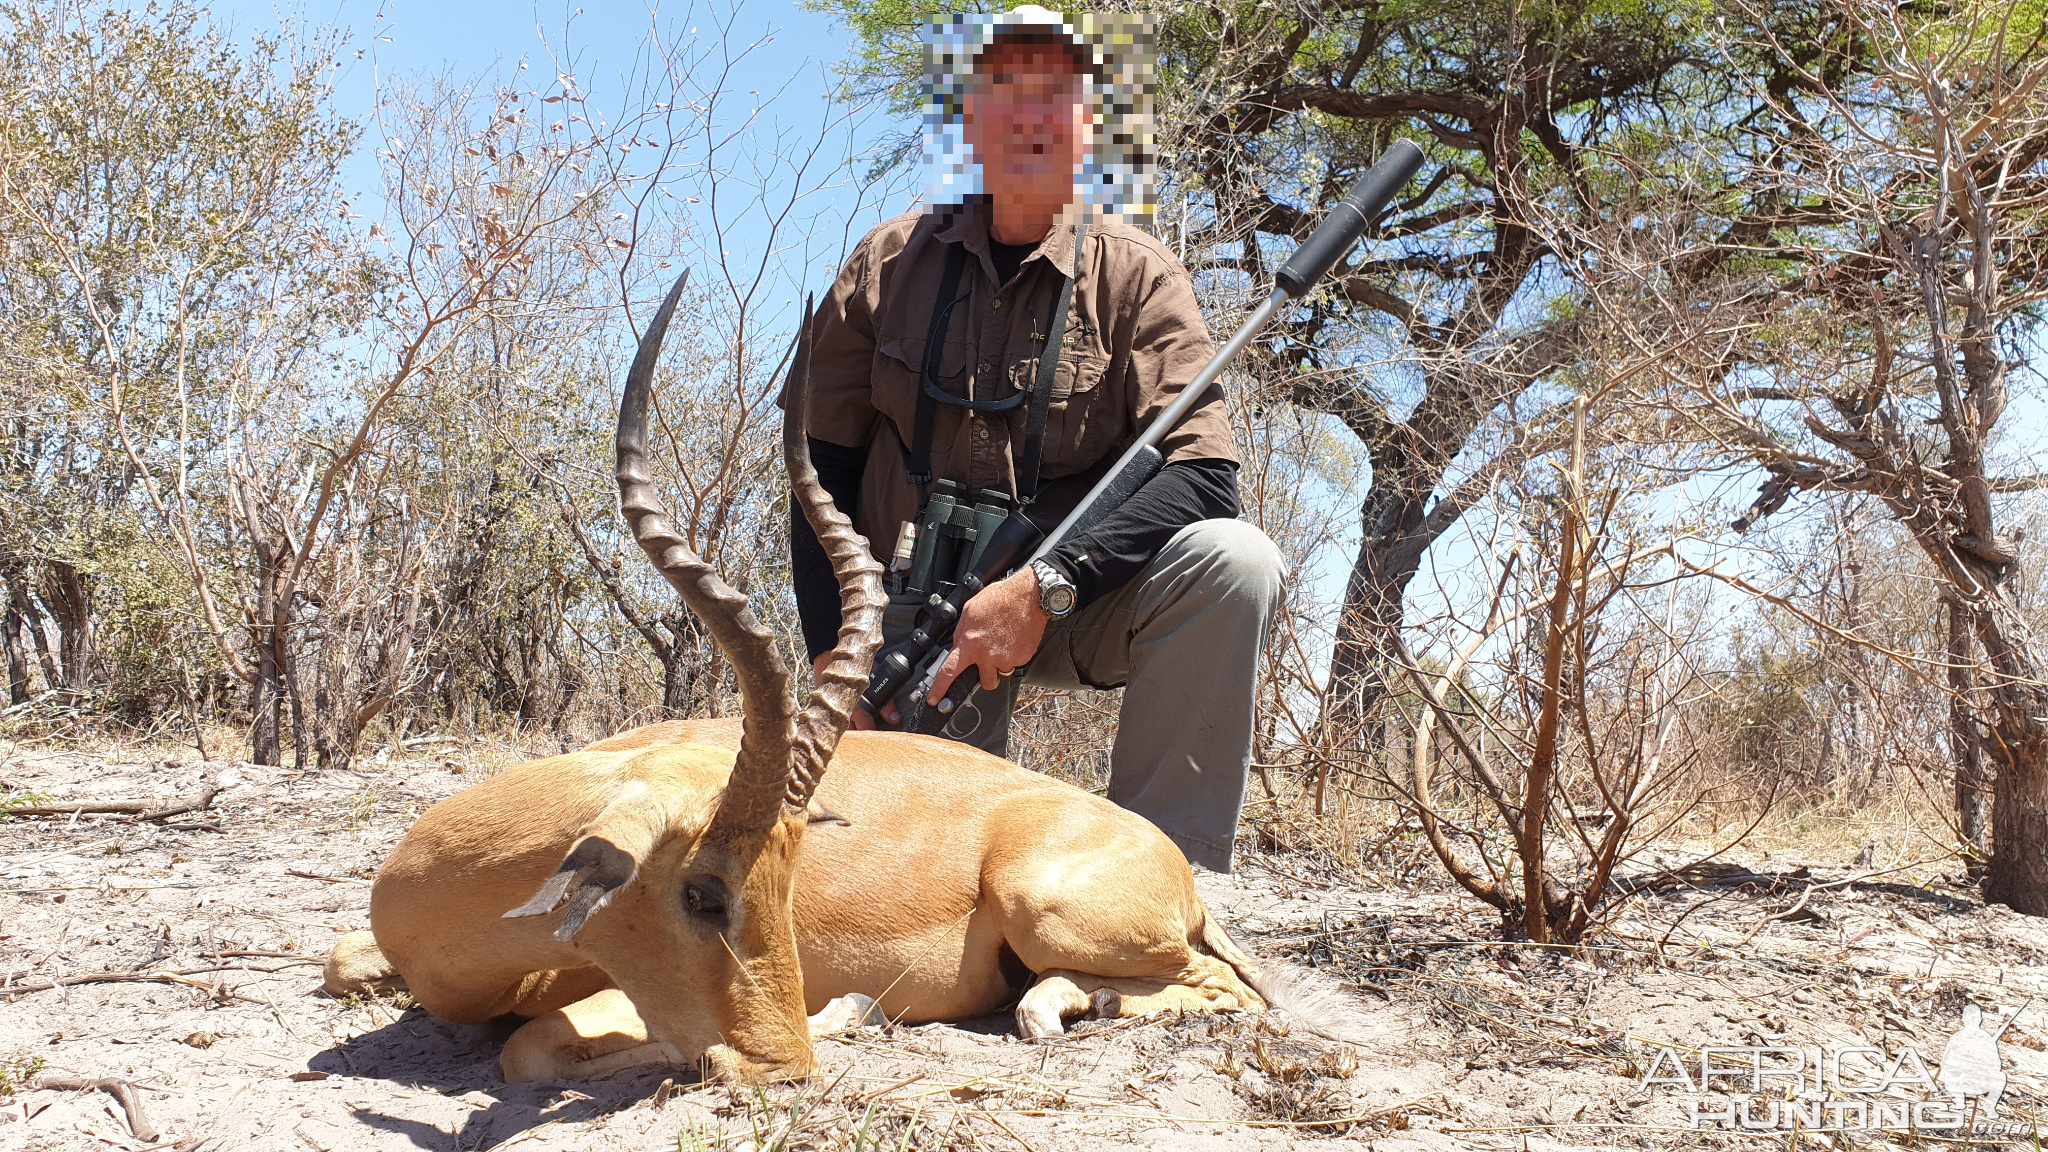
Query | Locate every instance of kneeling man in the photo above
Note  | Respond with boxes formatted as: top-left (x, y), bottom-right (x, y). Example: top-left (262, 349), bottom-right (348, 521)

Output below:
top-left (789, 6), bottom-right (1285, 873)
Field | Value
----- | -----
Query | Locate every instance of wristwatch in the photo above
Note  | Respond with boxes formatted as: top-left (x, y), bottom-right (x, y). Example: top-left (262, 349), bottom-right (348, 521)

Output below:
top-left (1030, 560), bottom-right (1078, 619)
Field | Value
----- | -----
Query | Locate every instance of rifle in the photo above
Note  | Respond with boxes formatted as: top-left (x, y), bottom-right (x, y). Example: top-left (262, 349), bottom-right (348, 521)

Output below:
top-left (861, 140), bottom-right (1428, 732)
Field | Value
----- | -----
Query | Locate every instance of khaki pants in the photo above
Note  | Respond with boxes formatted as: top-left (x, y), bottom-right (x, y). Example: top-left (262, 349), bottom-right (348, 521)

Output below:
top-left (882, 519), bottom-right (1287, 872)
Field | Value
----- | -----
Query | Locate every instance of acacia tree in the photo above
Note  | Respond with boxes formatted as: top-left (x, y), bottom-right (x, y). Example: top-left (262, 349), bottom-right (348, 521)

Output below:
top-left (1596, 0), bottom-right (2048, 910)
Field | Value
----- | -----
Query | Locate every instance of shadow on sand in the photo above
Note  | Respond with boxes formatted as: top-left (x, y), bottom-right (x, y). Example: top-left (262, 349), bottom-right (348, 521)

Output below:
top-left (308, 1009), bottom-right (695, 1149)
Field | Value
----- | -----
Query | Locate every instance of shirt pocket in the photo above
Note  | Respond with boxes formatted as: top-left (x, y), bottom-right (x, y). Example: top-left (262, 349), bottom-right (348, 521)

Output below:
top-left (875, 334), bottom-right (974, 431)
top-left (1013, 349), bottom-right (1117, 476)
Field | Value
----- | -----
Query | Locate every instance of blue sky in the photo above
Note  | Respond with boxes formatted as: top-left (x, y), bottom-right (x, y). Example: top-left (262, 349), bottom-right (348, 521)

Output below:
top-left (220, 0), bottom-right (859, 137)
top-left (211, 0), bottom-right (903, 271)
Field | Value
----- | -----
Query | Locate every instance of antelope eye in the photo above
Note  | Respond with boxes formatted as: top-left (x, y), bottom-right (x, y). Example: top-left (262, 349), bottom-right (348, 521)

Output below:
top-left (681, 876), bottom-right (730, 925)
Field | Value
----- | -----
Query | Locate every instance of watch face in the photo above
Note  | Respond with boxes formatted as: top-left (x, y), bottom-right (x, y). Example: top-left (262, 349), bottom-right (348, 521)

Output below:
top-left (1045, 583), bottom-right (1077, 615)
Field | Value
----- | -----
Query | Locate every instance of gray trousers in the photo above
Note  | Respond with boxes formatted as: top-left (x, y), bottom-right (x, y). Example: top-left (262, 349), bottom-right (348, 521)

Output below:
top-left (884, 519), bottom-right (1287, 872)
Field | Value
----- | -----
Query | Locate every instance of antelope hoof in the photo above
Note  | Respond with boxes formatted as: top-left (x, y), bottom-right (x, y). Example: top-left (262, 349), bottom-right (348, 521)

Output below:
top-left (1016, 974), bottom-right (1091, 1040)
top-left (324, 931), bottom-right (405, 997)
top-left (808, 993), bottom-right (883, 1037)
top-left (1016, 1000), bottom-right (1067, 1039)
top-left (1088, 987), bottom-right (1123, 1020)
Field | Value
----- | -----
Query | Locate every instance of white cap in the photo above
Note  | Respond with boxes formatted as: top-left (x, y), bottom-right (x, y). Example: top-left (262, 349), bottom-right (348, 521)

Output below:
top-left (919, 9), bottom-right (1158, 217)
top-left (938, 6), bottom-right (1113, 82)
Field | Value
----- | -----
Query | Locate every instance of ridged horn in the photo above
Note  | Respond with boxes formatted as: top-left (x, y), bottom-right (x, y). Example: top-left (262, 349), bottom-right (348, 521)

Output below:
top-left (616, 269), bottom-right (796, 833)
top-left (783, 295), bottom-right (885, 809)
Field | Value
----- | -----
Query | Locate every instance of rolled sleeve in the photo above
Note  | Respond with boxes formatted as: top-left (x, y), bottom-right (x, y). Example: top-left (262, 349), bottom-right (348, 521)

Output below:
top-left (1126, 266), bottom-right (1239, 466)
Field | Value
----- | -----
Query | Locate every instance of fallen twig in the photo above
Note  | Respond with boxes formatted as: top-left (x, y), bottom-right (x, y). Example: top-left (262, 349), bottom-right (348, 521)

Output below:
top-left (32, 1074), bottom-right (159, 1141)
top-left (8, 799), bottom-right (160, 815)
top-left (7, 785), bottom-right (219, 823)
top-left (1735, 883), bottom-right (1816, 948)
top-left (853, 1070), bottom-right (928, 1106)
top-left (0, 961), bottom-right (310, 999)
top-left (3, 837), bottom-right (120, 868)
top-left (971, 1111), bottom-right (1042, 1152)
top-left (286, 869), bottom-right (365, 884)
top-left (950, 1092), bottom-right (1445, 1129)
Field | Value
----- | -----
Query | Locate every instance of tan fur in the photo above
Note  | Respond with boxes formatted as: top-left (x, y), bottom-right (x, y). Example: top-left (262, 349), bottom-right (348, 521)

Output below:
top-left (349, 740), bottom-right (815, 1082)
top-left (337, 718), bottom-right (1270, 1083)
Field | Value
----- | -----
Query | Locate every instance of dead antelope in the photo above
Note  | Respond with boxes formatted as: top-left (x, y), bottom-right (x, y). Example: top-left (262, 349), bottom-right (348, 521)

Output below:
top-left (325, 273), bottom-right (1355, 1083)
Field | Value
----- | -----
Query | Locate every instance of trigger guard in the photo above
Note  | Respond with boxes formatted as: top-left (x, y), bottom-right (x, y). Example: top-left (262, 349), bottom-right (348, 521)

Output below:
top-left (945, 697), bottom-right (983, 740)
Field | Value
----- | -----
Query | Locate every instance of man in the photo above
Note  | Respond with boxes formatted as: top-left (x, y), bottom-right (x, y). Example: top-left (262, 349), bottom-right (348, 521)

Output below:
top-left (787, 6), bottom-right (1285, 873)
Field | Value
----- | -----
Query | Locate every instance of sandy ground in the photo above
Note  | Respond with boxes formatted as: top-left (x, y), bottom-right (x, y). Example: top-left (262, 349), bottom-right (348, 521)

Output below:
top-left (4, 746), bottom-right (2048, 1150)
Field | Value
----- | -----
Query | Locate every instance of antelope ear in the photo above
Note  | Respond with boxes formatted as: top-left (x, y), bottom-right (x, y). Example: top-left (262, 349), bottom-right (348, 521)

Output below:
top-left (504, 782), bottom-right (669, 942)
top-left (805, 799), bottom-right (851, 827)
top-left (504, 835), bottom-right (641, 941)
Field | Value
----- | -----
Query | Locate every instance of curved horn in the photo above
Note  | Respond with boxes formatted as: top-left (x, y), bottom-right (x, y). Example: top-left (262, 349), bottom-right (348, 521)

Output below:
top-left (617, 270), bottom-right (796, 833)
top-left (783, 296), bottom-right (885, 809)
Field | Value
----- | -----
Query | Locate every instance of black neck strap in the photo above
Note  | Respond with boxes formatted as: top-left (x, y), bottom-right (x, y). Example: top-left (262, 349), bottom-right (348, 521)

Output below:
top-left (1018, 218), bottom-right (1086, 504)
top-left (904, 220), bottom-right (1089, 506)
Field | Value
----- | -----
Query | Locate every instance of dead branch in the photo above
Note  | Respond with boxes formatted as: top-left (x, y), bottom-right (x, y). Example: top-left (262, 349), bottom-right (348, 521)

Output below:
top-left (31, 1075), bottom-right (159, 1141)
top-left (0, 961), bottom-right (308, 1000)
top-left (5, 785), bottom-right (219, 822)
top-left (1393, 630), bottom-right (1513, 913)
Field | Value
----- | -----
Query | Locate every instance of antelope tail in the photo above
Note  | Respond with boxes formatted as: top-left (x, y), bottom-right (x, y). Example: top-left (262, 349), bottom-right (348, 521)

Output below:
top-left (1198, 910), bottom-right (1377, 1046)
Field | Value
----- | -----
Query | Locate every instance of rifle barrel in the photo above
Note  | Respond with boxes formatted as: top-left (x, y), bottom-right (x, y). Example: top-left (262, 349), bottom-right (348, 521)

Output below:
top-left (1030, 140), bottom-right (1425, 561)
top-left (1029, 287), bottom-right (1286, 561)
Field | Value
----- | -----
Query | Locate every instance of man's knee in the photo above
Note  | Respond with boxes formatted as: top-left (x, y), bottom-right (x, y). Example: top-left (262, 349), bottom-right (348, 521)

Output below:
top-left (1165, 519), bottom-right (1288, 608)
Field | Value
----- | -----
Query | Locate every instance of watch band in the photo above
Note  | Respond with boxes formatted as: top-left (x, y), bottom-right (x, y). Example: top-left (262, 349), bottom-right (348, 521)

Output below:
top-left (1032, 560), bottom-right (1077, 619)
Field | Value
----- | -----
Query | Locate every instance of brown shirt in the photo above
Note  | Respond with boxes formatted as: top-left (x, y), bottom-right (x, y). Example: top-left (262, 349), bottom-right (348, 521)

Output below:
top-left (797, 200), bottom-right (1238, 552)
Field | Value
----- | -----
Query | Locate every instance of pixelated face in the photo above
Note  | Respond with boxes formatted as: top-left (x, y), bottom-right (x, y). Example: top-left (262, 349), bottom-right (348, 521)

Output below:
top-left (963, 42), bottom-right (1090, 205)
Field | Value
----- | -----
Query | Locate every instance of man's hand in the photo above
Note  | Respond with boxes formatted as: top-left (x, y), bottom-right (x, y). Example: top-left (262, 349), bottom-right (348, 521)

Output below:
top-left (813, 651), bottom-right (891, 728)
top-left (926, 567), bottom-right (1049, 704)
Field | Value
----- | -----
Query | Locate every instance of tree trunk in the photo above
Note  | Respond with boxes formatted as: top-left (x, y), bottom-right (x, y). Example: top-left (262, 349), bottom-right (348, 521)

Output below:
top-left (282, 633), bottom-right (311, 769)
top-left (661, 650), bottom-right (693, 715)
top-left (2, 580), bottom-right (29, 705)
top-left (248, 564), bottom-right (284, 767)
top-left (1983, 718), bottom-right (2048, 912)
top-left (656, 610), bottom-right (702, 717)
top-left (1976, 599), bottom-right (2048, 913)
top-left (250, 636), bottom-right (284, 765)
top-left (312, 647), bottom-right (356, 773)
top-left (39, 561), bottom-right (93, 691)
top-left (1950, 601), bottom-right (1991, 881)
top-left (1322, 469), bottom-right (1437, 730)
top-left (8, 570), bottom-right (60, 692)
top-left (549, 636), bottom-right (585, 735)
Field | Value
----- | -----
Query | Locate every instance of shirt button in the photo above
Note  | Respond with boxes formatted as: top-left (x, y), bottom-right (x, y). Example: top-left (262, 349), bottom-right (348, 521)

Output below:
top-left (990, 299), bottom-right (1002, 309)
top-left (976, 423), bottom-right (991, 441)
top-left (978, 362), bottom-right (991, 375)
